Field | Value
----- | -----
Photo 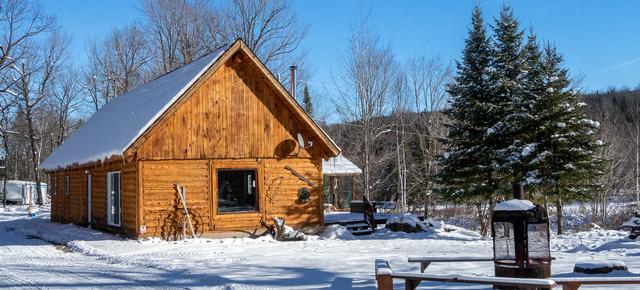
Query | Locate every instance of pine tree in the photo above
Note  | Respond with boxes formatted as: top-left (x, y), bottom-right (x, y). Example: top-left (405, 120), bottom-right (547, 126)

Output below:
top-left (438, 6), bottom-right (503, 205)
top-left (302, 84), bottom-right (314, 117)
top-left (526, 43), bottom-right (604, 234)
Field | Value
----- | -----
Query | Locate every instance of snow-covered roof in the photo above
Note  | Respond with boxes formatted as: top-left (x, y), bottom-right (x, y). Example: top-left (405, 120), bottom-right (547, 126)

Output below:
top-left (322, 154), bottom-right (362, 176)
top-left (40, 45), bottom-right (229, 170)
top-left (494, 199), bottom-right (535, 212)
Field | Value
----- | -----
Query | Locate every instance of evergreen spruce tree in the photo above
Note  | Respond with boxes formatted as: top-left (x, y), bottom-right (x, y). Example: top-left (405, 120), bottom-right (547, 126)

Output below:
top-left (438, 6), bottom-right (502, 205)
top-left (503, 31), bottom-right (547, 187)
top-left (526, 43), bottom-right (604, 234)
top-left (302, 84), bottom-right (314, 117)
top-left (439, 5), bottom-right (604, 235)
top-left (486, 6), bottom-right (528, 189)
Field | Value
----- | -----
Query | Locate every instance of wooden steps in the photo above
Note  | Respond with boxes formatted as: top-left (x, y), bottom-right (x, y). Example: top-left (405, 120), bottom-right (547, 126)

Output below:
top-left (345, 222), bottom-right (374, 235)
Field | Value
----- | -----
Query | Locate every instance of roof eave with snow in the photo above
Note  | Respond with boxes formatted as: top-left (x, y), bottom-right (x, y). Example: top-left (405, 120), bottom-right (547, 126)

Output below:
top-left (322, 154), bottom-right (362, 176)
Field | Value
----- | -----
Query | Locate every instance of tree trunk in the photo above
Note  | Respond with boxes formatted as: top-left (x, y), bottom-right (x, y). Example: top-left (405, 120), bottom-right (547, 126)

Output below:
top-left (25, 106), bottom-right (43, 205)
top-left (635, 121), bottom-right (640, 206)
top-left (555, 195), bottom-right (563, 235)
top-left (476, 202), bottom-right (487, 237)
top-left (2, 132), bottom-right (9, 208)
top-left (330, 176), bottom-right (337, 208)
top-left (363, 128), bottom-right (371, 200)
top-left (423, 195), bottom-right (429, 220)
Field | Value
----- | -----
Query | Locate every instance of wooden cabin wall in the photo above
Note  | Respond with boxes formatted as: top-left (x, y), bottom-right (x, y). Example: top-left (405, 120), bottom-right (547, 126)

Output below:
top-left (139, 160), bottom-right (211, 238)
top-left (49, 169), bottom-right (83, 225)
top-left (136, 53), bottom-right (325, 161)
top-left (49, 173), bottom-right (63, 222)
top-left (264, 158), bottom-right (323, 228)
top-left (138, 157), bottom-right (323, 235)
top-left (48, 159), bottom-right (138, 236)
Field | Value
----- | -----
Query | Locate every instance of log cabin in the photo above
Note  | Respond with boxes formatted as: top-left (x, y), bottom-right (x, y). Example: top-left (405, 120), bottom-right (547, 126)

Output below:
top-left (40, 39), bottom-right (340, 238)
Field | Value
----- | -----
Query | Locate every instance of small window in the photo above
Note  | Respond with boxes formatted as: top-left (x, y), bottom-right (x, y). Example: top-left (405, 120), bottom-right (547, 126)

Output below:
top-left (107, 171), bottom-right (121, 226)
top-left (217, 169), bottom-right (258, 213)
top-left (64, 175), bottom-right (70, 195)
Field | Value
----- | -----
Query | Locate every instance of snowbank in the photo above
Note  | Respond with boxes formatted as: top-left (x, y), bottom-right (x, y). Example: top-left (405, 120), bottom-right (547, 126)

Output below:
top-left (320, 225), bottom-right (355, 240)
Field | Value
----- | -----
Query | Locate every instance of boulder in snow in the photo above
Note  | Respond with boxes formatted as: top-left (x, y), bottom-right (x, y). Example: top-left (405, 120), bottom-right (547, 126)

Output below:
top-left (385, 214), bottom-right (425, 233)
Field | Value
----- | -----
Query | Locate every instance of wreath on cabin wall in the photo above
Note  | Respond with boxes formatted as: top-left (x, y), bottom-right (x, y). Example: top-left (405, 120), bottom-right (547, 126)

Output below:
top-left (297, 187), bottom-right (311, 203)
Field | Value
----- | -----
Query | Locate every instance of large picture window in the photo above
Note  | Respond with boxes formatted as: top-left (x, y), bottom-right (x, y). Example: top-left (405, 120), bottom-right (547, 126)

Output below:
top-left (217, 169), bottom-right (257, 213)
top-left (107, 171), bottom-right (121, 226)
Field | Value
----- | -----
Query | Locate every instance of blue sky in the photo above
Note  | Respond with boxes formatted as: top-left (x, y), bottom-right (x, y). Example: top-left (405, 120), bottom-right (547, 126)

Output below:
top-left (41, 0), bottom-right (640, 93)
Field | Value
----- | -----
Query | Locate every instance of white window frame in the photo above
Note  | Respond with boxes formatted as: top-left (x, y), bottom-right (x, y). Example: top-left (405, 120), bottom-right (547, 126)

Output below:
top-left (52, 176), bottom-right (58, 196)
top-left (87, 173), bottom-right (92, 225)
top-left (106, 171), bottom-right (121, 227)
top-left (64, 175), bottom-right (70, 195)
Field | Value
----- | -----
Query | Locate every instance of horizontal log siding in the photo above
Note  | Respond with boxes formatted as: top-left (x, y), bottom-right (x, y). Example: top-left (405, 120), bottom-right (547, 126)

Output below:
top-left (140, 160), bottom-right (211, 238)
top-left (48, 159), bottom-right (138, 236)
top-left (262, 158), bottom-right (323, 227)
top-left (139, 158), bottom-right (323, 234)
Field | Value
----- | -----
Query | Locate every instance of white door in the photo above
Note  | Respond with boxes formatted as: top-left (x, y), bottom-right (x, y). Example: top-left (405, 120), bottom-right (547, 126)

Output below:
top-left (87, 174), bottom-right (92, 225)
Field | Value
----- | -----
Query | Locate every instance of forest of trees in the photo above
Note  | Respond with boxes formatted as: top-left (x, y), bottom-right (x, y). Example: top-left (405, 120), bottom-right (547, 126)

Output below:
top-left (0, 1), bottom-right (638, 234)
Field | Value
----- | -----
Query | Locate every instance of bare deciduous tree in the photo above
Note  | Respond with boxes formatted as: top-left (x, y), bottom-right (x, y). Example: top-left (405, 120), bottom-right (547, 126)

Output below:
top-left (141, 0), bottom-right (223, 74)
top-left (223, 0), bottom-right (308, 77)
top-left (0, 96), bottom-right (15, 207)
top-left (334, 22), bottom-right (398, 199)
top-left (405, 55), bottom-right (451, 218)
top-left (0, 0), bottom-right (54, 95)
top-left (393, 75), bottom-right (409, 212)
top-left (13, 30), bottom-right (67, 205)
top-left (86, 24), bottom-right (151, 107)
top-left (50, 68), bottom-right (84, 146)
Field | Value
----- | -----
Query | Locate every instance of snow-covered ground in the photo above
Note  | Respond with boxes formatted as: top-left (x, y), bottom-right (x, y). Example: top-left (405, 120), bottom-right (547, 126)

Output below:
top-left (2, 206), bottom-right (640, 289)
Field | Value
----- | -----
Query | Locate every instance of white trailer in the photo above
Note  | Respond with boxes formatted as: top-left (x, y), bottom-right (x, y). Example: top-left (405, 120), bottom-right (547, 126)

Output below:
top-left (2, 180), bottom-right (48, 205)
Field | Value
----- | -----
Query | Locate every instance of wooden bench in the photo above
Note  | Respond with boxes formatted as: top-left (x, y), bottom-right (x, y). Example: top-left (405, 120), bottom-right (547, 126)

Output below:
top-left (408, 256), bottom-right (557, 273)
top-left (553, 276), bottom-right (640, 290)
top-left (375, 259), bottom-right (556, 290)
top-left (407, 256), bottom-right (494, 273)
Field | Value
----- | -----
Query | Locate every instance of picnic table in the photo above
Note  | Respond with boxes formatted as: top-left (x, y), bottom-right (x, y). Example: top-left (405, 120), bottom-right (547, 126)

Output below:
top-left (376, 259), bottom-right (556, 290)
top-left (374, 257), bottom-right (640, 290)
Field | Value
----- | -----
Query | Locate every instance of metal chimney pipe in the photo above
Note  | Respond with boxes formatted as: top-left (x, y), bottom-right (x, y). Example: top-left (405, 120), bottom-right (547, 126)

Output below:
top-left (512, 183), bottom-right (524, 199)
top-left (289, 65), bottom-right (297, 99)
